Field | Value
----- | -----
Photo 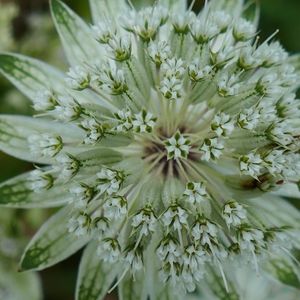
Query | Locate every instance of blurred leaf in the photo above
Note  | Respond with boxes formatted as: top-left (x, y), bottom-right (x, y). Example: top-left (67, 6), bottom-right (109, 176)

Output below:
top-left (0, 170), bottom-right (70, 208)
top-left (75, 241), bottom-right (119, 300)
top-left (20, 207), bottom-right (89, 271)
top-left (0, 262), bottom-right (42, 300)
top-left (265, 258), bottom-right (300, 289)
top-left (51, 0), bottom-right (103, 66)
top-left (0, 114), bottom-right (83, 163)
top-left (0, 53), bottom-right (64, 102)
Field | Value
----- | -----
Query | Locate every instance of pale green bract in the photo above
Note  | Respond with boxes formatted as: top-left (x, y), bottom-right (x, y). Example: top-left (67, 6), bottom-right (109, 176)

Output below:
top-left (0, 0), bottom-right (300, 299)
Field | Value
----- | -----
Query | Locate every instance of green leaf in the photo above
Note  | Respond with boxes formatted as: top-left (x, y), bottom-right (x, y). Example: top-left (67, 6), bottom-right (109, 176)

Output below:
top-left (265, 258), bottom-right (300, 289)
top-left (0, 170), bottom-right (69, 208)
top-left (75, 241), bottom-right (119, 300)
top-left (0, 53), bottom-right (65, 101)
top-left (20, 207), bottom-right (89, 271)
top-left (0, 115), bottom-right (84, 163)
top-left (89, 0), bottom-right (128, 23)
top-left (51, 0), bottom-right (103, 66)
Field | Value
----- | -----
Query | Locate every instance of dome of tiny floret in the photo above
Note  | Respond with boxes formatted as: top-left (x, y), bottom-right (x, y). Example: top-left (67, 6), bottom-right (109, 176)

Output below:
top-left (0, 0), bottom-right (299, 299)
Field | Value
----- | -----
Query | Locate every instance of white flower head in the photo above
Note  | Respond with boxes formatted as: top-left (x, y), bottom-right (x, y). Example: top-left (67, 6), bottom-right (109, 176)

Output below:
top-left (1, 0), bottom-right (300, 296)
top-left (190, 19), bottom-right (218, 44)
top-left (191, 217), bottom-right (218, 250)
top-left (237, 106), bottom-right (261, 130)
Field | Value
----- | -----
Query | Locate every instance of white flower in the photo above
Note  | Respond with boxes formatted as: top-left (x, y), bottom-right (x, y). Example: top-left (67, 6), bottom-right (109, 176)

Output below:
top-left (233, 18), bottom-right (256, 41)
top-left (184, 182), bottom-right (208, 205)
top-left (114, 109), bottom-right (133, 132)
top-left (239, 152), bottom-right (263, 178)
top-left (161, 58), bottom-right (185, 78)
top-left (190, 19), bottom-right (218, 44)
top-left (263, 150), bottom-right (286, 175)
top-left (123, 248), bottom-right (143, 273)
top-left (132, 110), bottom-right (156, 133)
top-left (161, 205), bottom-right (188, 231)
top-left (222, 201), bottom-right (247, 227)
top-left (53, 96), bottom-right (83, 121)
top-left (103, 196), bottom-right (127, 220)
top-left (131, 206), bottom-right (157, 236)
top-left (96, 61), bottom-right (128, 95)
top-left (69, 183), bottom-right (95, 209)
top-left (200, 138), bottom-right (225, 161)
top-left (148, 40), bottom-right (171, 66)
top-left (157, 235), bottom-right (182, 265)
top-left (108, 35), bottom-right (132, 61)
top-left (28, 133), bottom-right (63, 157)
top-left (55, 153), bottom-right (81, 179)
top-left (165, 132), bottom-right (190, 160)
top-left (65, 66), bottom-right (90, 90)
top-left (218, 73), bottom-right (240, 97)
top-left (33, 89), bottom-right (57, 111)
top-left (238, 226), bottom-right (265, 252)
top-left (80, 117), bottom-right (110, 144)
top-left (97, 238), bottom-right (121, 263)
top-left (160, 76), bottom-right (183, 100)
top-left (172, 11), bottom-right (195, 34)
top-left (191, 219), bottom-right (218, 247)
top-left (96, 168), bottom-right (125, 195)
top-left (92, 20), bottom-right (115, 44)
top-left (68, 213), bottom-right (91, 237)
top-left (28, 169), bottom-right (54, 192)
top-left (211, 113), bottom-right (234, 137)
top-left (188, 60), bottom-right (212, 82)
top-left (237, 107), bottom-right (261, 130)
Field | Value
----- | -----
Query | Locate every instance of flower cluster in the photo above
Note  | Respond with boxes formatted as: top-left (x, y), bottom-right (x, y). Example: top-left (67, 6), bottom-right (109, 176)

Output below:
top-left (0, 0), bottom-right (299, 299)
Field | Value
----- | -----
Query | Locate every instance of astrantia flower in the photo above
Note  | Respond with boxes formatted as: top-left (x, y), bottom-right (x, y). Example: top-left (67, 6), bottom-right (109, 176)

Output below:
top-left (0, 0), bottom-right (299, 299)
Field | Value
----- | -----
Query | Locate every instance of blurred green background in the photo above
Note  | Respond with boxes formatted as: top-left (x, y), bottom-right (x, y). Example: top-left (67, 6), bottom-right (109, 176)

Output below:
top-left (0, 0), bottom-right (299, 299)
